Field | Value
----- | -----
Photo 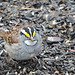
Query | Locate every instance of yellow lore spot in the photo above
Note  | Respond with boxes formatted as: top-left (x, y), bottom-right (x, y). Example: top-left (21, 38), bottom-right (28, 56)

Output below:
top-left (25, 33), bottom-right (30, 37)
top-left (33, 32), bottom-right (36, 37)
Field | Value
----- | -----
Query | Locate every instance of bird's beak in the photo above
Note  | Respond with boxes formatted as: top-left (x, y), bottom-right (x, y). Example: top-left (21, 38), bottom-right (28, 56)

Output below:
top-left (30, 37), bottom-right (34, 42)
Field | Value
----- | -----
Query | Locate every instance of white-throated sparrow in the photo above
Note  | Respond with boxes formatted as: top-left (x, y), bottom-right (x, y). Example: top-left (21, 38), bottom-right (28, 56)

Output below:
top-left (0, 25), bottom-right (42, 60)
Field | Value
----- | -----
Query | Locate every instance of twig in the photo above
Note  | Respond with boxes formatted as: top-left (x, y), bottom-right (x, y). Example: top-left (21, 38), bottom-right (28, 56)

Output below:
top-left (0, 10), bottom-right (12, 17)
top-left (68, 13), bottom-right (75, 15)
top-left (20, 8), bottom-right (41, 11)
top-left (0, 10), bottom-right (7, 15)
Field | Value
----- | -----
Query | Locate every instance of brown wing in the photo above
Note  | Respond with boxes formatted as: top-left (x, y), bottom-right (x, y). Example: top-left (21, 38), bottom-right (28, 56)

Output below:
top-left (2, 29), bottom-right (19, 45)
top-left (0, 25), bottom-right (30, 45)
top-left (0, 29), bottom-right (5, 37)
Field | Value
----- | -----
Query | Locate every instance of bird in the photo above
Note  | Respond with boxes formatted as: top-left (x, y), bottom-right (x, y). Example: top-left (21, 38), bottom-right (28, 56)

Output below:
top-left (0, 25), bottom-right (42, 60)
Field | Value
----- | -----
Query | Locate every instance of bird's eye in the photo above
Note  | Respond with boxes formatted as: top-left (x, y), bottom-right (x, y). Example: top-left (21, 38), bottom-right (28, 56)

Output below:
top-left (33, 32), bottom-right (36, 37)
top-left (25, 33), bottom-right (30, 38)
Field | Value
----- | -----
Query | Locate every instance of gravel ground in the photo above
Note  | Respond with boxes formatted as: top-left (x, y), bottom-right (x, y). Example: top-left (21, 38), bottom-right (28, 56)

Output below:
top-left (0, 0), bottom-right (75, 75)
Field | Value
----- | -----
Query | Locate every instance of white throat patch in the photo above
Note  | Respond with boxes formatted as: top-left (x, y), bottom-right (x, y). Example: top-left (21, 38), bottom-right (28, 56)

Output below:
top-left (25, 40), bottom-right (37, 46)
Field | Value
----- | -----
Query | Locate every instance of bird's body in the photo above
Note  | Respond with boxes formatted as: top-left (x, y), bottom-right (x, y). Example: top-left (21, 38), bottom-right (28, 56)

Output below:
top-left (0, 26), bottom-right (42, 60)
